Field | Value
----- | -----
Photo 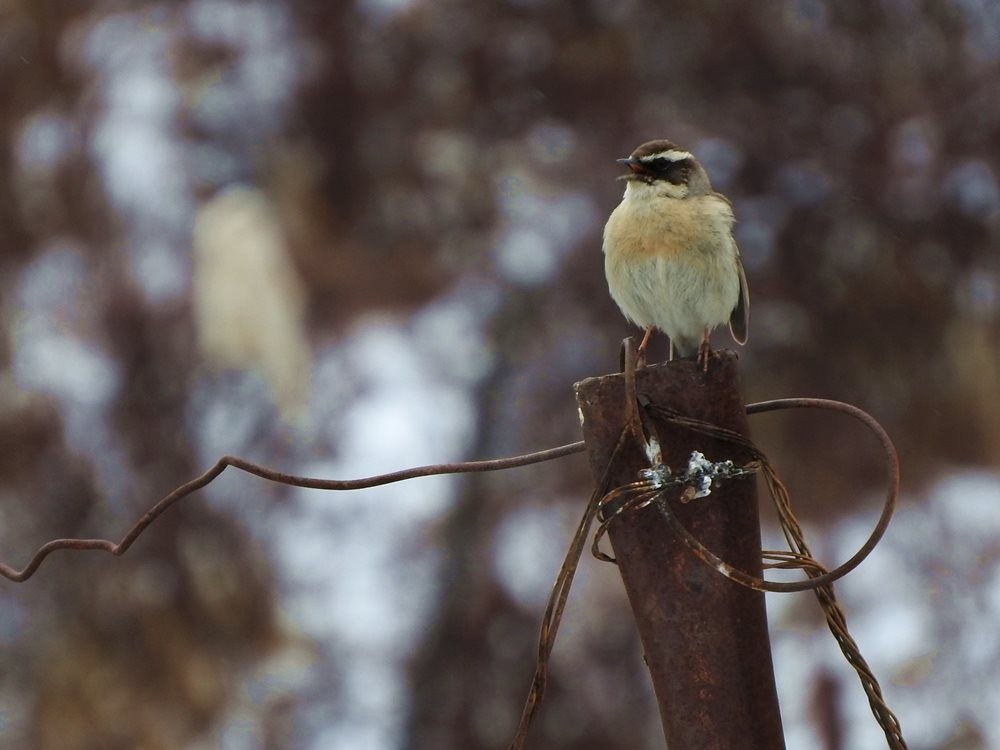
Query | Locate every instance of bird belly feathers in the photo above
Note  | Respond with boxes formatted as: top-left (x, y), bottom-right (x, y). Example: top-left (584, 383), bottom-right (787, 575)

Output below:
top-left (602, 190), bottom-right (742, 357)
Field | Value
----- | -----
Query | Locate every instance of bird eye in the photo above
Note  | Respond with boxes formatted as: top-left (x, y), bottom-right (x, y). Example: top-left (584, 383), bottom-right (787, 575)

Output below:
top-left (665, 162), bottom-right (691, 185)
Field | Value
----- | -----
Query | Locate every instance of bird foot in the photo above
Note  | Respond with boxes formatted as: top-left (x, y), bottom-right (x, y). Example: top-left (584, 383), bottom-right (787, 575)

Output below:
top-left (698, 330), bottom-right (712, 373)
top-left (636, 326), bottom-right (654, 368)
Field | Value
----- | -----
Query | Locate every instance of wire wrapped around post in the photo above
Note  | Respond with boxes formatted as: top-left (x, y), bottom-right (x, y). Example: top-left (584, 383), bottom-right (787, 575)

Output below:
top-left (574, 346), bottom-right (786, 750)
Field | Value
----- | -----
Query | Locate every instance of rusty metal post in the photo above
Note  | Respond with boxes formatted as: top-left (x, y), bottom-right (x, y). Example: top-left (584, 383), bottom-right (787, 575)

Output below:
top-left (574, 350), bottom-right (785, 749)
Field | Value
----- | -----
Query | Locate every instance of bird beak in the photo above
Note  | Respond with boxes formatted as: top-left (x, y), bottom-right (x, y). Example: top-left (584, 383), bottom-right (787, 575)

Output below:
top-left (617, 157), bottom-right (645, 174)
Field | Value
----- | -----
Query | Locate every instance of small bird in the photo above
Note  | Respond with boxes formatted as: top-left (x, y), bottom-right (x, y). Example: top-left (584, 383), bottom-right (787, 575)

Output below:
top-left (602, 139), bottom-right (749, 369)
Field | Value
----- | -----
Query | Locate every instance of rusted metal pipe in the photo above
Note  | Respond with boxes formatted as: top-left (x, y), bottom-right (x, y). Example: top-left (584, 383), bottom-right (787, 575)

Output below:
top-left (574, 350), bottom-right (785, 749)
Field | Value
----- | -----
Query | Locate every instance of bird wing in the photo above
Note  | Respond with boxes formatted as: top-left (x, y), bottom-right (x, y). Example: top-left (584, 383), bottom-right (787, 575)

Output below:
top-left (729, 253), bottom-right (749, 345)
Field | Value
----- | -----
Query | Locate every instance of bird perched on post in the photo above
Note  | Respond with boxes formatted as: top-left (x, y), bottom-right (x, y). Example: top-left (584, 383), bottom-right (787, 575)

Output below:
top-left (602, 139), bottom-right (749, 369)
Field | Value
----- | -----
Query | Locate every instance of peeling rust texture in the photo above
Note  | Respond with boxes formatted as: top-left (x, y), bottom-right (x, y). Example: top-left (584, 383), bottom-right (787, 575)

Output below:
top-left (574, 351), bottom-right (785, 750)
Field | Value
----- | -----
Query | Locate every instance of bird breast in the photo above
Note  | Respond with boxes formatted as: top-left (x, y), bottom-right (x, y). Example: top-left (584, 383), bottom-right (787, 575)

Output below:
top-left (602, 190), bottom-right (740, 344)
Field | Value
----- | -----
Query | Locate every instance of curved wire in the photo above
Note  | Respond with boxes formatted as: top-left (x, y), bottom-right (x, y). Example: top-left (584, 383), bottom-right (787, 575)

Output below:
top-left (0, 441), bottom-right (586, 582)
top-left (632, 397), bottom-right (900, 593)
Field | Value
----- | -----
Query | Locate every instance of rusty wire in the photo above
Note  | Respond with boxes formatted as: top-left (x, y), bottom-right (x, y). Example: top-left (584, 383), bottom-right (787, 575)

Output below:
top-left (0, 442), bottom-right (585, 582)
top-left (508, 336), bottom-right (650, 750)
top-left (590, 396), bottom-right (907, 749)
top-left (1, 349), bottom-right (907, 749)
top-left (507, 427), bottom-right (632, 750)
top-left (635, 398), bottom-right (901, 593)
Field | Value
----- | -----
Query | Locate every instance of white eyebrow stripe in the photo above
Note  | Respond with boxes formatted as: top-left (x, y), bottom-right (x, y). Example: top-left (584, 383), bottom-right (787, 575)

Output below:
top-left (639, 149), bottom-right (693, 163)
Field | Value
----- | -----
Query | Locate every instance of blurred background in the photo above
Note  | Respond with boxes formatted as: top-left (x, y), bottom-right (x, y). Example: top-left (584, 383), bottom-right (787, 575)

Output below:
top-left (1, 1), bottom-right (999, 748)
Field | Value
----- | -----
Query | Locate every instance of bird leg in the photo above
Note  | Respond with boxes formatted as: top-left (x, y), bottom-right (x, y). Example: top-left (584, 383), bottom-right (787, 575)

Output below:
top-left (636, 325), bottom-right (654, 367)
top-left (698, 327), bottom-right (712, 372)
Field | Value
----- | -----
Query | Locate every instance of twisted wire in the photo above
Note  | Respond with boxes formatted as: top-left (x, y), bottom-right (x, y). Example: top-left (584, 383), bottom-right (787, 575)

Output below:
top-left (592, 397), bottom-right (907, 749)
